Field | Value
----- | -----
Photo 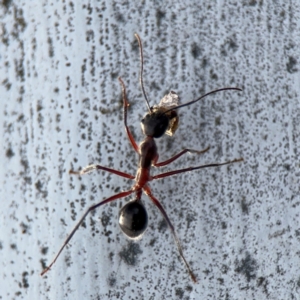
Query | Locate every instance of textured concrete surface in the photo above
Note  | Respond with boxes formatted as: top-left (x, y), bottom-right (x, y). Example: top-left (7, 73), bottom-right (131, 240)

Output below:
top-left (1, 1), bottom-right (300, 299)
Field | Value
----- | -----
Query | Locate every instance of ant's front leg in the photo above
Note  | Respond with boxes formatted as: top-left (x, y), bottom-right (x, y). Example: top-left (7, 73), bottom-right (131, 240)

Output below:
top-left (118, 77), bottom-right (140, 154)
top-left (70, 164), bottom-right (135, 180)
top-left (153, 146), bottom-right (210, 167)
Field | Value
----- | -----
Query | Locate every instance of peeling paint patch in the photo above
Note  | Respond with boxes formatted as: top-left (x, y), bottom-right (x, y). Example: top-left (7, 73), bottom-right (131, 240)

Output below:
top-left (235, 252), bottom-right (258, 282)
top-left (119, 241), bottom-right (142, 266)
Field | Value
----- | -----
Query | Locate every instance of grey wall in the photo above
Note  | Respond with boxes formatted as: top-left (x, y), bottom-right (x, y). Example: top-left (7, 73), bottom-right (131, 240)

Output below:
top-left (1, 1), bottom-right (300, 299)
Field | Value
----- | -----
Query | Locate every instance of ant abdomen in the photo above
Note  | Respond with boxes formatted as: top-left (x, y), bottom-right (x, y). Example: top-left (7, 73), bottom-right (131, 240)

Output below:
top-left (119, 199), bottom-right (148, 239)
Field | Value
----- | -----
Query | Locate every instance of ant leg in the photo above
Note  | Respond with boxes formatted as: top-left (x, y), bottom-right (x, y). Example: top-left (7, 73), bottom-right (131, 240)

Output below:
top-left (41, 189), bottom-right (134, 276)
top-left (154, 146), bottom-right (210, 167)
top-left (69, 164), bottom-right (135, 180)
top-left (152, 158), bottom-right (243, 180)
top-left (143, 185), bottom-right (197, 283)
top-left (118, 77), bottom-right (139, 153)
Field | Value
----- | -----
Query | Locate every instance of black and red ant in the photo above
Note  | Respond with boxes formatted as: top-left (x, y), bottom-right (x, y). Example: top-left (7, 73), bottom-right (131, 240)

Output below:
top-left (41, 33), bottom-right (243, 282)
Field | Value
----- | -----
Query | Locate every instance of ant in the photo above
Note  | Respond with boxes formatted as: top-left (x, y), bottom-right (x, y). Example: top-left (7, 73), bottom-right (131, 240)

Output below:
top-left (41, 33), bottom-right (243, 282)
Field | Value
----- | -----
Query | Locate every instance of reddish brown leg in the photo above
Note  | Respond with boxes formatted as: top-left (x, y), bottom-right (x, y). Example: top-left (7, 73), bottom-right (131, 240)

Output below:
top-left (118, 77), bottom-right (139, 153)
top-left (41, 189), bottom-right (134, 276)
top-left (152, 158), bottom-right (243, 180)
top-left (69, 164), bottom-right (135, 180)
top-left (154, 146), bottom-right (210, 167)
top-left (143, 185), bottom-right (197, 283)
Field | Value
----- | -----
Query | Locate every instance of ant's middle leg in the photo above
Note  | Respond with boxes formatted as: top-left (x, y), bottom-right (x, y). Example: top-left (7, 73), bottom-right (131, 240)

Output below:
top-left (154, 146), bottom-right (210, 167)
top-left (118, 77), bottom-right (139, 153)
top-left (152, 157), bottom-right (243, 180)
top-left (69, 164), bottom-right (135, 180)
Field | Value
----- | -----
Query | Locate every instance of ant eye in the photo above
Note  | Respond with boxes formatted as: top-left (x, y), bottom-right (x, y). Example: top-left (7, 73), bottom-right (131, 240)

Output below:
top-left (141, 118), bottom-right (145, 123)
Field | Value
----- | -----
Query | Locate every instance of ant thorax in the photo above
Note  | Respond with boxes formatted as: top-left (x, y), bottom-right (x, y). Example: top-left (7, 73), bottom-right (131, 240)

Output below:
top-left (152, 91), bottom-right (179, 136)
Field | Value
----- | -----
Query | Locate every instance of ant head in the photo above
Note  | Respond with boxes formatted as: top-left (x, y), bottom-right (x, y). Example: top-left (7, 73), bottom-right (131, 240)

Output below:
top-left (141, 91), bottom-right (179, 138)
top-left (141, 106), bottom-right (179, 138)
top-left (135, 34), bottom-right (179, 138)
top-left (119, 199), bottom-right (148, 239)
top-left (141, 110), bottom-right (169, 138)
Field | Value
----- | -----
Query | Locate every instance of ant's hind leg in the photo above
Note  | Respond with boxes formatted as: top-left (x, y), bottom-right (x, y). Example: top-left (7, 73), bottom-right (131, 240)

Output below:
top-left (41, 189), bottom-right (134, 276)
top-left (143, 185), bottom-right (197, 283)
top-left (118, 77), bottom-right (139, 153)
top-left (154, 146), bottom-right (210, 167)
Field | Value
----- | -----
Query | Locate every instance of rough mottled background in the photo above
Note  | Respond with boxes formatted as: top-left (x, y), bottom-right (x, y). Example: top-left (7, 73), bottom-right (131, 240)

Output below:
top-left (1, 1), bottom-right (300, 299)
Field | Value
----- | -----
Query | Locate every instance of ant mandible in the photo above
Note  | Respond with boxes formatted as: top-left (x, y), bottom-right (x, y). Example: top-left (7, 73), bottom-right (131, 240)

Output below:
top-left (41, 33), bottom-right (243, 282)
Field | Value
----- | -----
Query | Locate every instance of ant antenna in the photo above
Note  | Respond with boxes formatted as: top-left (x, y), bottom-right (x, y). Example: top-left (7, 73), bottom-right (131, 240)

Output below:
top-left (135, 33), bottom-right (152, 112)
top-left (163, 87), bottom-right (242, 114)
